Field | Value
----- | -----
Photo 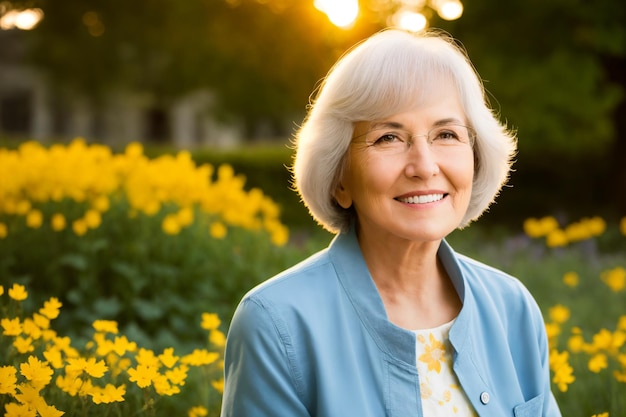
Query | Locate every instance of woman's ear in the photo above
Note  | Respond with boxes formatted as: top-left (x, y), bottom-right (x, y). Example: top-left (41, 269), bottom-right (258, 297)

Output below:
top-left (333, 182), bottom-right (353, 209)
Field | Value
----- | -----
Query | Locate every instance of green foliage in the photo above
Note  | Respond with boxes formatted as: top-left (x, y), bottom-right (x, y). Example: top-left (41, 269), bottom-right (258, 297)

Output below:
top-left (0, 197), bottom-right (313, 352)
top-left (437, 0), bottom-right (625, 154)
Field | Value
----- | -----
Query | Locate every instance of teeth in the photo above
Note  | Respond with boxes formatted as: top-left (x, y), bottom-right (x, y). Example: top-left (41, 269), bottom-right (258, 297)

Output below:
top-left (398, 194), bottom-right (444, 204)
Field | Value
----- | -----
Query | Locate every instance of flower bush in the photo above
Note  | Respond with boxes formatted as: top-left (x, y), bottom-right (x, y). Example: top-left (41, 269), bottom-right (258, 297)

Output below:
top-left (523, 216), bottom-right (626, 415)
top-left (0, 139), bottom-right (288, 245)
top-left (0, 282), bottom-right (224, 416)
top-left (0, 139), bottom-right (298, 354)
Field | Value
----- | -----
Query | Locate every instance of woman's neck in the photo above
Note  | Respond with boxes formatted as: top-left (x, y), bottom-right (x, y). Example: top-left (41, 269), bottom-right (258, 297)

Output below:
top-left (357, 231), bottom-right (461, 330)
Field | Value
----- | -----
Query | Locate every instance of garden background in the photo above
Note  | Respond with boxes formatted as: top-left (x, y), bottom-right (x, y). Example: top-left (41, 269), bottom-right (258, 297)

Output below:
top-left (0, 0), bottom-right (625, 416)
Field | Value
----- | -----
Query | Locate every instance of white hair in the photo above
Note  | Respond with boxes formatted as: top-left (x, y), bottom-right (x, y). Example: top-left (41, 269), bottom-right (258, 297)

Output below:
top-left (292, 29), bottom-right (517, 234)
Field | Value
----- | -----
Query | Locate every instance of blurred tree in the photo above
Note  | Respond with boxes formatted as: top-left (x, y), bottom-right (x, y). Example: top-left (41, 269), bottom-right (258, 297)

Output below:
top-left (3, 0), bottom-right (624, 210)
top-left (7, 0), bottom-right (362, 136)
top-left (432, 0), bottom-right (625, 211)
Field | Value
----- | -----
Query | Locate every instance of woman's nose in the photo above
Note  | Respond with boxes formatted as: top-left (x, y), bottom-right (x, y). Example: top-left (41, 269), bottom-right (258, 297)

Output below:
top-left (403, 139), bottom-right (440, 178)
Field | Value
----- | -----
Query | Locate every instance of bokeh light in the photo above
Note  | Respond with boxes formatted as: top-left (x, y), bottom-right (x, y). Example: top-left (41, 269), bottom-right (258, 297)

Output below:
top-left (314, 0), bottom-right (359, 28)
top-left (0, 8), bottom-right (43, 30)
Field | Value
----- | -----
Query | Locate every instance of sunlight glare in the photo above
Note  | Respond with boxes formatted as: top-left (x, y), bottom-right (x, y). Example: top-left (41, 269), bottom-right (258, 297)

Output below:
top-left (14, 8), bottom-right (43, 30)
top-left (394, 10), bottom-right (427, 32)
top-left (436, 0), bottom-right (463, 21)
top-left (0, 8), bottom-right (43, 30)
top-left (314, 0), bottom-right (359, 28)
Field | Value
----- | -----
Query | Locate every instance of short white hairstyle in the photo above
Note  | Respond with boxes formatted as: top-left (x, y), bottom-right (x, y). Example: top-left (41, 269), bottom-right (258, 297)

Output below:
top-left (292, 29), bottom-right (517, 234)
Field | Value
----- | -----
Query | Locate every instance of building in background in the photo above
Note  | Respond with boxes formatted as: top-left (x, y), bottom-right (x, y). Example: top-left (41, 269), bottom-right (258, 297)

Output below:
top-left (0, 29), bottom-right (242, 148)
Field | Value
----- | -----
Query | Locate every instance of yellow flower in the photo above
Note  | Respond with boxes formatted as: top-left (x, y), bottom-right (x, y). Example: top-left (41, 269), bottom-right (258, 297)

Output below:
top-left (548, 305), bottom-right (571, 324)
top-left (562, 271), bottom-right (579, 288)
top-left (4, 402), bottom-right (36, 417)
top-left (8, 283), bottom-right (28, 301)
top-left (55, 374), bottom-right (84, 396)
top-left (2, 317), bottom-right (22, 336)
top-left (84, 209), bottom-right (102, 229)
top-left (25, 209), bottom-right (43, 228)
top-left (188, 406), bottom-right (209, 417)
top-left (50, 213), bottom-right (66, 231)
top-left (0, 285), bottom-right (3, 295)
top-left (22, 318), bottom-right (42, 339)
top-left (209, 329), bottom-right (226, 348)
top-left (110, 335), bottom-right (137, 356)
top-left (523, 216), bottom-right (560, 238)
top-left (43, 347), bottom-right (64, 369)
top-left (20, 356), bottom-right (53, 390)
top-left (162, 214), bottom-right (181, 235)
top-left (125, 141), bottom-right (144, 158)
top-left (545, 323), bottom-right (561, 343)
top-left (93, 319), bottom-right (119, 334)
top-left (209, 221), bottom-right (227, 239)
top-left (159, 348), bottom-right (180, 369)
top-left (92, 195), bottom-right (110, 212)
top-left (165, 365), bottom-right (189, 385)
top-left (200, 313), bottom-right (221, 331)
top-left (16, 200), bottom-right (31, 215)
top-left (154, 374), bottom-right (181, 395)
top-left (135, 348), bottom-right (159, 366)
top-left (549, 349), bottom-right (575, 392)
top-left (14, 382), bottom-right (45, 408)
top-left (568, 334), bottom-right (585, 353)
top-left (586, 216), bottom-right (606, 236)
top-left (35, 403), bottom-right (64, 417)
top-left (588, 353), bottom-right (608, 373)
top-left (39, 297), bottom-right (62, 320)
top-left (72, 219), bottom-right (88, 236)
top-left (591, 413), bottom-right (609, 417)
top-left (90, 383), bottom-right (126, 404)
top-left (620, 217), bottom-right (626, 236)
top-left (177, 206), bottom-right (194, 227)
top-left (269, 223), bottom-right (289, 246)
top-left (31, 313), bottom-right (50, 331)
top-left (181, 349), bottom-right (219, 366)
top-left (211, 378), bottom-right (224, 394)
top-left (546, 229), bottom-right (568, 248)
top-left (0, 222), bottom-right (7, 238)
top-left (600, 266), bottom-right (626, 292)
top-left (418, 333), bottom-right (446, 373)
top-left (65, 357), bottom-right (108, 378)
top-left (0, 365), bottom-right (18, 395)
top-left (128, 364), bottom-right (160, 388)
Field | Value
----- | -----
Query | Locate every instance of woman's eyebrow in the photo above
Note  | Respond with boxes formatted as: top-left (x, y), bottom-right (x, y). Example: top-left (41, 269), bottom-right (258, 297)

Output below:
top-left (433, 117), bottom-right (465, 126)
top-left (370, 117), bottom-right (465, 131)
top-left (369, 121), bottom-right (405, 130)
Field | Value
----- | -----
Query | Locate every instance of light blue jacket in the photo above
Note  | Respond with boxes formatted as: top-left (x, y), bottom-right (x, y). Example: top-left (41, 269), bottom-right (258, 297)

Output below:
top-left (221, 227), bottom-right (562, 416)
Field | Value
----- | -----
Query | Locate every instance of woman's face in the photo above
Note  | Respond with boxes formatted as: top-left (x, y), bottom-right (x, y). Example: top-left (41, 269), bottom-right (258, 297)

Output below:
top-left (334, 83), bottom-right (475, 245)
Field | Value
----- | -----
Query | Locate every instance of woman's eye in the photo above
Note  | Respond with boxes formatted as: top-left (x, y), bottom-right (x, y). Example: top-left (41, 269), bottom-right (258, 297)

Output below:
top-left (374, 134), bottom-right (401, 145)
top-left (435, 130), bottom-right (460, 141)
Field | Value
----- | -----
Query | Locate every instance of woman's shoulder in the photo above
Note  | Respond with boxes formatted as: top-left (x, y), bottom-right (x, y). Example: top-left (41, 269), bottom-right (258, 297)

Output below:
top-left (241, 247), bottom-right (339, 306)
top-left (454, 252), bottom-right (542, 315)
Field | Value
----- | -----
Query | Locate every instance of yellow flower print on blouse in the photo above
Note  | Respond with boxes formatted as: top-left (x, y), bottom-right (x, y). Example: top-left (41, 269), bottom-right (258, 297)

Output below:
top-left (415, 321), bottom-right (477, 416)
top-left (418, 333), bottom-right (447, 373)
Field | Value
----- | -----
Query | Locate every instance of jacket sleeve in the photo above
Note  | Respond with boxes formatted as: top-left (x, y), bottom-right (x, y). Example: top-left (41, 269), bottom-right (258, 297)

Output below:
top-left (220, 296), bottom-right (310, 417)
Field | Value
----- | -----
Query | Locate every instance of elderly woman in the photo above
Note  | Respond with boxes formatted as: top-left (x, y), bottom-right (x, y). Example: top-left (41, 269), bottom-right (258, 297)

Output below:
top-left (221, 29), bottom-right (562, 417)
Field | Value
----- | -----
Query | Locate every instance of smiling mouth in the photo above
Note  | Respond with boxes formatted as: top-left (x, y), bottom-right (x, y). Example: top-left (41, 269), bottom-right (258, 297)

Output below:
top-left (395, 193), bottom-right (446, 204)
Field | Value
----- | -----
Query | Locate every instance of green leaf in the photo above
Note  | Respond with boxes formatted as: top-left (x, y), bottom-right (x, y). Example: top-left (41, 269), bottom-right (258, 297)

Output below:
top-left (58, 253), bottom-right (88, 271)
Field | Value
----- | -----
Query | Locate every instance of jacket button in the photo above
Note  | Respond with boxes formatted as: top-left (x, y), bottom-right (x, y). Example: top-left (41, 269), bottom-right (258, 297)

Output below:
top-left (480, 391), bottom-right (490, 404)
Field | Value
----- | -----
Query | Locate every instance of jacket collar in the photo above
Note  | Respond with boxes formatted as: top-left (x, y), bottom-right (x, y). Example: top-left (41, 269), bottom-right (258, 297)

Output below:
top-left (328, 224), bottom-right (472, 366)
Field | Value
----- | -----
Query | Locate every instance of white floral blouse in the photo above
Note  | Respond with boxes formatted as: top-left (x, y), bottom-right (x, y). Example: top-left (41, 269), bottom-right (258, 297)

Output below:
top-left (414, 320), bottom-right (478, 416)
